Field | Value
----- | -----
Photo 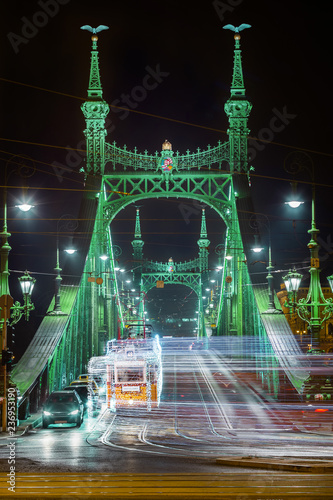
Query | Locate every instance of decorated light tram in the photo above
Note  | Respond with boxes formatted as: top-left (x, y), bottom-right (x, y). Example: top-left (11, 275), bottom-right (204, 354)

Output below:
top-left (88, 334), bottom-right (162, 411)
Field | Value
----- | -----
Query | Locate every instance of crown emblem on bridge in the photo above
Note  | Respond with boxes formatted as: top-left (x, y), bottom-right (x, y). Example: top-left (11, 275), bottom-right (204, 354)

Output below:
top-left (162, 139), bottom-right (172, 151)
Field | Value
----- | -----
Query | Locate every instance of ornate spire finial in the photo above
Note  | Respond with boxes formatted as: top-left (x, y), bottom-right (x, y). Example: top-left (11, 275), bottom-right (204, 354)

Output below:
top-left (200, 208), bottom-right (207, 239)
top-left (134, 208), bottom-right (142, 239)
top-left (80, 25), bottom-right (109, 99)
top-left (223, 24), bottom-right (251, 97)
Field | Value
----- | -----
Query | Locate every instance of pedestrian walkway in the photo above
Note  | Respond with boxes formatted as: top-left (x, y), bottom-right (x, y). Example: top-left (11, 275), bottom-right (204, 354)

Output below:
top-left (0, 412), bottom-right (42, 439)
top-left (1, 472), bottom-right (332, 499)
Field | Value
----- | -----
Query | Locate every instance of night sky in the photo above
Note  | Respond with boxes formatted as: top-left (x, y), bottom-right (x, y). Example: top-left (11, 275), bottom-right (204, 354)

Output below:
top-left (1, 1), bottom-right (332, 353)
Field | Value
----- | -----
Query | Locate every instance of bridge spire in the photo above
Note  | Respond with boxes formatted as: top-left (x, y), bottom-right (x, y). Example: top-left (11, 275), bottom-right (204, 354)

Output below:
top-left (197, 209), bottom-right (210, 277)
top-left (131, 208), bottom-right (144, 285)
top-left (87, 35), bottom-right (103, 99)
top-left (80, 27), bottom-right (110, 176)
top-left (223, 25), bottom-right (252, 173)
top-left (199, 207), bottom-right (208, 239)
top-left (134, 207), bottom-right (142, 239)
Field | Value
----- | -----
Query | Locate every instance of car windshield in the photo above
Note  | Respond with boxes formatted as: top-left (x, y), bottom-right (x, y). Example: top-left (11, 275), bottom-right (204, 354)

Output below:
top-left (70, 387), bottom-right (87, 398)
top-left (48, 394), bottom-right (76, 404)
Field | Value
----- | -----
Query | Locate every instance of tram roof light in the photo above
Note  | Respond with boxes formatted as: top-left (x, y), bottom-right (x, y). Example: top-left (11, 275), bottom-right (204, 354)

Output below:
top-left (126, 280), bottom-right (131, 283)
top-left (205, 288), bottom-right (210, 291)
top-left (210, 279), bottom-right (216, 283)
top-left (100, 254), bottom-right (108, 261)
top-left (209, 303), bottom-right (214, 308)
top-left (226, 255), bottom-right (232, 260)
top-left (114, 266), bottom-right (120, 271)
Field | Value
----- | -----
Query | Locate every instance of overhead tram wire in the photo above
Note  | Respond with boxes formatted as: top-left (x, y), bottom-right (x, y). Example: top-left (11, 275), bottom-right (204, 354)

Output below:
top-left (0, 77), bottom-right (332, 159)
top-left (1, 144), bottom-right (333, 195)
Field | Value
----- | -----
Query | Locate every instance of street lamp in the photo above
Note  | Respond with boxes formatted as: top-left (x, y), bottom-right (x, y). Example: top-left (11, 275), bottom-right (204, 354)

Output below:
top-left (285, 180), bottom-right (304, 209)
top-left (283, 267), bottom-right (333, 338)
top-left (1, 155), bottom-right (36, 430)
top-left (282, 152), bottom-right (333, 337)
top-left (250, 214), bottom-right (282, 314)
top-left (9, 271), bottom-right (36, 325)
top-left (47, 214), bottom-right (77, 316)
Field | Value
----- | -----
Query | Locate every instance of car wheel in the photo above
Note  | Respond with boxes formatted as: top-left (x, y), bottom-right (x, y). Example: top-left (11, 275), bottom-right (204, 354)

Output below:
top-left (42, 420), bottom-right (48, 429)
top-left (76, 415), bottom-right (82, 428)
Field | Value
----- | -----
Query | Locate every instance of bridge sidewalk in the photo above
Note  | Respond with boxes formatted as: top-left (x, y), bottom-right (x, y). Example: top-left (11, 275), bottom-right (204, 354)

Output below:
top-left (0, 412), bottom-right (42, 438)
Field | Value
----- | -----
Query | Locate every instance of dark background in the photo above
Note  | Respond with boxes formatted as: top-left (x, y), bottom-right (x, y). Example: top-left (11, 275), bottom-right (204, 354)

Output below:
top-left (0, 0), bottom-right (332, 354)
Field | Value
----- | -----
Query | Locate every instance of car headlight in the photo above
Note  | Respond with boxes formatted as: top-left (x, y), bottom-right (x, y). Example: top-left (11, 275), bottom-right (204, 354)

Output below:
top-left (43, 411), bottom-right (51, 416)
top-left (70, 409), bottom-right (79, 415)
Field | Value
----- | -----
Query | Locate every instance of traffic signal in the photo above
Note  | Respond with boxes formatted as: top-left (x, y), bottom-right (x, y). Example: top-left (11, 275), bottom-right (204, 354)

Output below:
top-left (1, 349), bottom-right (14, 366)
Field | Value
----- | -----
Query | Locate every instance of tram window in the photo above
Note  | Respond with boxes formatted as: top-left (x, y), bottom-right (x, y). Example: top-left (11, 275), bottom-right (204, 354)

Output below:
top-left (116, 367), bottom-right (144, 383)
top-left (149, 365), bottom-right (157, 383)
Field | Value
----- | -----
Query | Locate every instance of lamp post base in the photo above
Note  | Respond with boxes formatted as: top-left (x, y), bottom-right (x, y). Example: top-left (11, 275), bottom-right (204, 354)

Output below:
top-left (262, 307), bottom-right (283, 315)
top-left (46, 310), bottom-right (68, 316)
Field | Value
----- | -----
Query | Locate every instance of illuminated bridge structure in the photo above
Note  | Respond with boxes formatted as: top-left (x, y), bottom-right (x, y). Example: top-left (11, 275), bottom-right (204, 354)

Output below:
top-left (12, 29), bottom-right (310, 416)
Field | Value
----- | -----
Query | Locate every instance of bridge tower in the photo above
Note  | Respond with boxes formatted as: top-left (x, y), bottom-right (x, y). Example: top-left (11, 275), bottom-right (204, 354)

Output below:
top-left (224, 29), bottom-right (252, 173)
top-left (81, 32), bottom-right (109, 176)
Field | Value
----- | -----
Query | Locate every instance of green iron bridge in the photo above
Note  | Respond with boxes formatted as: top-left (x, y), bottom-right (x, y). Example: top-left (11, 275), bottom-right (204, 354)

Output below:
top-left (11, 28), bottom-right (310, 415)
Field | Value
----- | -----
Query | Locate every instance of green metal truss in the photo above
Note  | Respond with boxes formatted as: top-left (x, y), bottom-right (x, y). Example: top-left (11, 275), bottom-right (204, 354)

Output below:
top-left (141, 272), bottom-right (202, 295)
top-left (12, 28), bottom-right (286, 405)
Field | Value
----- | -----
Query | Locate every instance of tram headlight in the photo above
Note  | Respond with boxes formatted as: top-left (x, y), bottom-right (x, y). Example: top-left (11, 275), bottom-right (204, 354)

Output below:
top-left (128, 399), bottom-right (134, 405)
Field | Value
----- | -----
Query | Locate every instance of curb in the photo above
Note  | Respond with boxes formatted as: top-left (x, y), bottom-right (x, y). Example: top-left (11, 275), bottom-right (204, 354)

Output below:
top-left (216, 456), bottom-right (333, 473)
top-left (18, 416), bottom-right (42, 436)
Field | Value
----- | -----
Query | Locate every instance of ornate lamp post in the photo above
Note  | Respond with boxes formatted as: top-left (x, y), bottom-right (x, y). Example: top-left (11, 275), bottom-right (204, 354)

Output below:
top-left (1, 155), bottom-right (36, 431)
top-left (47, 215), bottom-right (77, 316)
top-left (282, 151), bottom-right (333, 338)
top-left (282, 248), bottom-right (333, 338)
top-left (250, 214), bottom-right (282, 314)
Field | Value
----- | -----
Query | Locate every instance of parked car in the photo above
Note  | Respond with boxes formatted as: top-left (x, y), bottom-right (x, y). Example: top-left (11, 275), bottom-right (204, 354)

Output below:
top-left (70, 378), bottom-right (99, 394)
top-left (42, 391), bottom-right (84, 428)
top-left (189, 340), bottom-right (204, 350)
top-left (63, 385), bottom-right (90, 408)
